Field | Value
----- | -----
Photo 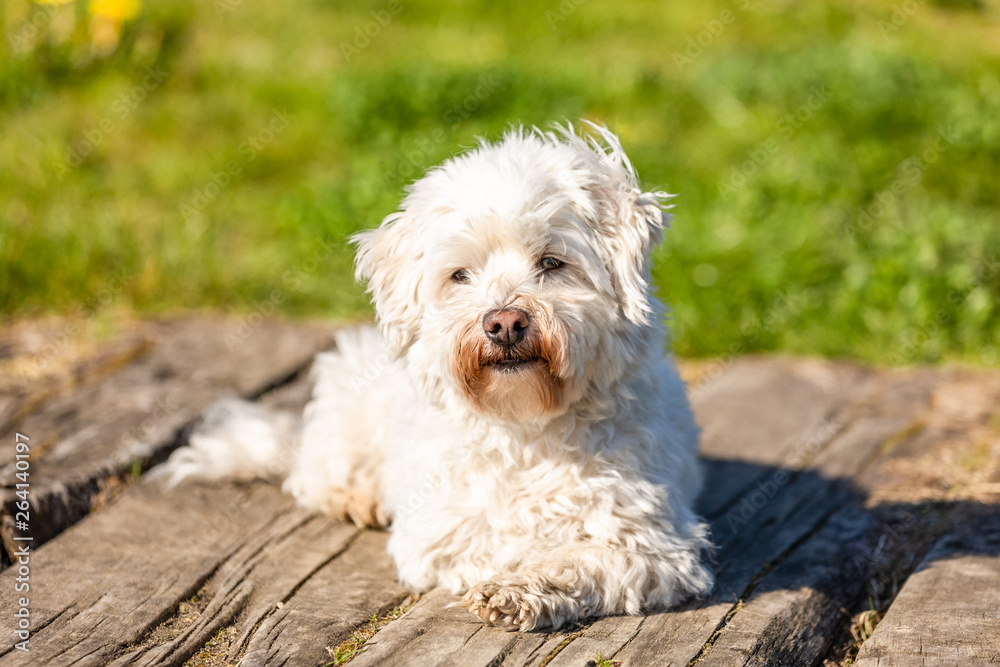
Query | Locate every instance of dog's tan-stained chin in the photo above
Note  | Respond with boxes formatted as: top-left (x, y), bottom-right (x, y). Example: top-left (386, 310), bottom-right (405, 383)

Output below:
top-left (454, 318), bottom-right (566, 420)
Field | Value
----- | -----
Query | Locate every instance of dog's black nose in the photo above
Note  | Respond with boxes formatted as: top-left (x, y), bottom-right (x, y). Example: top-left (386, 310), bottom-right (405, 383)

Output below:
top-left (482, 308), bottom-right (530, 347)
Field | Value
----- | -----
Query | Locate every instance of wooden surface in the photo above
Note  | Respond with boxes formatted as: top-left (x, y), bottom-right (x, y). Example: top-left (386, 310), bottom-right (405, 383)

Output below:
top-left (854, 516), bottom-right (1000, 667)
top-left (0, 317), bottom-right (333, 560)
top-left (0, 318), bottom-right (997, 667)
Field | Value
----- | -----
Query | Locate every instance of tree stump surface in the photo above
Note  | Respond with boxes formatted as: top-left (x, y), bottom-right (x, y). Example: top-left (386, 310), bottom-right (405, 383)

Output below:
top-left (1, 318), bottom-right (997, 667)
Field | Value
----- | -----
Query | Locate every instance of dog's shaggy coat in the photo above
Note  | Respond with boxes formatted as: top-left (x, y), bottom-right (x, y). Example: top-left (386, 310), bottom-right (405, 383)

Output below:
top-left (159, 124), bottom-right (714, 630)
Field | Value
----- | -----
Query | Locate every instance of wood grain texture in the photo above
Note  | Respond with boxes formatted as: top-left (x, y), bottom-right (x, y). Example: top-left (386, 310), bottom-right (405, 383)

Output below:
top-left (0, 331), bottom-right (150, 436)
top-left (541, 615), bottom-right (644, 667)
top-left (3, 342), bottom-right (991, 667)
top-left (692, 356), bottom-right (875, 519)
top-left (0, 317), bottom-right (333, 559)
top-left (349, 588), bottom-right (497, 667)
top-left (694, 508), bottom-right (872, 666)
top-left (0, 475), bottom-right (410, 667)
top-left (854, 516), bottom-right (1000, 667)
top-left (236, 530), bottom-right (410, 667)
top-left (116, 509), bottom-right (361, 667)
top-left (0, 481), bottom-right (299, 667)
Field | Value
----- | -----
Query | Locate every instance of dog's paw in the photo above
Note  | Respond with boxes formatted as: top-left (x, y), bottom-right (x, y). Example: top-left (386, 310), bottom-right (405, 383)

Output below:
top-left (284, 471), bottom-right (387, 528)
top-left (462, 578), bottom-right (545, 631)
top-left (330, 488), bottom-right (388, 529)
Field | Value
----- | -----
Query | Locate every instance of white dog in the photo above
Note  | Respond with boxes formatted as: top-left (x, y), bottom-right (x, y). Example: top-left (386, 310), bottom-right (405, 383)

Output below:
top-left (159, 124), bottom-right (713, 631)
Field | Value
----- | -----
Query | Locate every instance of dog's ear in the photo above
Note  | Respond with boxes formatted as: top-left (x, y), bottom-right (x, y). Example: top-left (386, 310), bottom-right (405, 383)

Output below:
top-left (581, 124), bottom-right (670, 325)
top-left (353, 211), bottom-right (424, 356)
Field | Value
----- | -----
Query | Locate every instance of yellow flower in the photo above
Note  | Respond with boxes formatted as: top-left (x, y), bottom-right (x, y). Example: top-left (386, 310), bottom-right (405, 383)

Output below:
top-left (88, 0), bottom-right (141, 22)
top-left (90, 14), bottom-right (120, 54)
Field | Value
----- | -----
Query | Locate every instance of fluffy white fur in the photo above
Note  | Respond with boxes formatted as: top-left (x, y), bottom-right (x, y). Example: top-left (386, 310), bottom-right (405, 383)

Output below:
top-left (157, 124), bottom-right (713, 631)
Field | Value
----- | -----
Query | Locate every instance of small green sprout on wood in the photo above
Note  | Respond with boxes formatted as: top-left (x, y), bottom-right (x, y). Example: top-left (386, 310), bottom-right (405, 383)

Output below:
top-left (588, 652), bottom-right (621, 667)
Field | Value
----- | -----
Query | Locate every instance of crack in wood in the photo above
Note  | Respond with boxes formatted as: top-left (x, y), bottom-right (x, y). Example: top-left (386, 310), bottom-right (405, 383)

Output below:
top-left (538, 624), bottom-right (591, 667)
top-left (687, 501), bottom-right (845, 666)
top-left (461, 624), bottom-right (484, 649)
top-left (518, 635), bottom-right (554, 667)
top-left (325, 591), bottom-right (420, 666)
top-left (109, 513), bottom-right (296, 666)
top-left (0, 336), bottom-right (153, 438)
top-left (609, 616), bottom-right (646, 661)
top-left (228, 527), bottom-right (365, 659)
top-left (279, 528), bottom-right (362, 608)
top-left (0, 602), bottom-right (75, 659)
top-left (485, 634), bottom-right (517, 667)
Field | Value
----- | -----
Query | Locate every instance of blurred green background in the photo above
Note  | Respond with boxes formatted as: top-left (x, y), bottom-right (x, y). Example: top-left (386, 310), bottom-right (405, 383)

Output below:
top-left (2, 0), bottom-right (998, 366)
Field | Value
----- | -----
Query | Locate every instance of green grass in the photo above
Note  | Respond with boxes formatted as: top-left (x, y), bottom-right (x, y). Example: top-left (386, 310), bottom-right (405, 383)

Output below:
top-left (2, 0), bottom-right (999, 366)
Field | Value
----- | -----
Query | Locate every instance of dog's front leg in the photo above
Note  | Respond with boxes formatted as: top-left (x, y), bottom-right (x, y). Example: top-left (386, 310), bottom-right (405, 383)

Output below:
top-left (460, 539), bottom-right (712, 631)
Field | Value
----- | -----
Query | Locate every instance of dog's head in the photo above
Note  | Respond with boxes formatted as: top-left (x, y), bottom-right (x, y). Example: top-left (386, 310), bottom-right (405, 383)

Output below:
top-left (354, 124), bottom-right (671, 422)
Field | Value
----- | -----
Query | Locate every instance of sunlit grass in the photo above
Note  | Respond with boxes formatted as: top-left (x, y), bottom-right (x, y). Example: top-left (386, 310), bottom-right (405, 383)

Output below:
top-left (2, 0), bottom-right (998, 366)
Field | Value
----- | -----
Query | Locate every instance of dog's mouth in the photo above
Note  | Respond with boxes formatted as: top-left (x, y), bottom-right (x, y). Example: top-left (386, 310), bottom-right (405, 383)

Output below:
top-left (486, 356), bottom-right (543, 373)
top-left (455, 321), bottom-right (565, 418)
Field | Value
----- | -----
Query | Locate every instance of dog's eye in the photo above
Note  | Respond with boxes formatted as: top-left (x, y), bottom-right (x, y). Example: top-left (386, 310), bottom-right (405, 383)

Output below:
top-left (539, 257), bottom-right (564, 272)
top-left (451, 269), bottom-right (471, 284)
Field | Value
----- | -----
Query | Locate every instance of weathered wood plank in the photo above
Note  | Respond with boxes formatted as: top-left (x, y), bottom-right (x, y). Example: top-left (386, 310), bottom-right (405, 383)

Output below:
top-left (541, 616), bottom-right (643, 667)
top-left (0, 366), bottom-right (320, 665)
top-left (0, 482), bottom-right (299, 667)
top-left (0, 317), bottom-right (333, 559)
top-left (115, 510), bottom-right (360, 667)
top-left (0, 326), bottom-right (149, 435)
top-left (854, 367), bottom-right (1000, 501)
top-left (671, 375), bottom-right (936, 667)
top-left (0, 471), bottom-right (409, 667)
top-left (693, 508), bottom-right (872, 666)
top-left (348, 587), bottom-right (574, 667)
top-left (348, 589), bottom-right (486, 667)
top-left (854, 516), bottom-right (1000, 666)
top-left (489, 630), bottom-right (574, 667)
top-left (692, 356), bottom-right (874, 519)
top-left (610, 489), bottom-right (853, 667)
top-left (236, 530), bottom-right (410, 667)
top-left (709, 372), bottom-right (935, 597)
